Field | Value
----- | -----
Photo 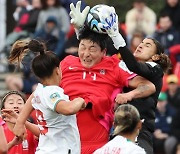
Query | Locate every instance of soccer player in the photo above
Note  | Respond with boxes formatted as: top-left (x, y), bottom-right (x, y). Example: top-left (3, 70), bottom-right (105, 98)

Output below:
top-left (94, 104), bottom-right (146, 154)
top-left (9, 39), bottom-right (86, 154)
top-left (99, 7), bottom-right (171, 154)
top-left (58, 1), bottom-right (156, 153)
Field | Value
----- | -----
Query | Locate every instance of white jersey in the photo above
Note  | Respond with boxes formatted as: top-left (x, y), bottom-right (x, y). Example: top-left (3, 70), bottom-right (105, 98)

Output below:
top-left (32, 83), bottom-right (80, 154)
top-left (93, 136), bottom-right (146, 154)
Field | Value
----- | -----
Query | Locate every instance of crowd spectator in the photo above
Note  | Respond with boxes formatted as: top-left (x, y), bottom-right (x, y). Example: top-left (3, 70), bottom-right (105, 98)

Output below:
top-left (1, 0), bottom-right (41, 56)
top-left (168, 44), bottom-right (180, 73)
top-left (20, 0), bottom-right (42, 35)
top-left (34, 16), bottom-right (60, 52)
top-left (13, 0), bottom-right (32, 22)
top-left (125, 0), bottom-right (156, 46)
top-left (153, 13), bottom-right (180, 50)
top-left (35, 0), bottom-right (70, 57)
top-left (153, 92), bottom-right (176, 154)
top-left (129, 32), bottom-right (144, 52)
top-left (160, 0), bottom-right (180, 32)
top-left (4, 0), bottom-right (32, 50)
top-left (165, 74), bottom-right (180, 110)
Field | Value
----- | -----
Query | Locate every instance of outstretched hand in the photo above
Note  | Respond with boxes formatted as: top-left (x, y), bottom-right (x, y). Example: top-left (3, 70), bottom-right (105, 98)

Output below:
top-left (69, 1), bottom-right (90, 29)
top-left (98, 7), bottom-right (126, 49)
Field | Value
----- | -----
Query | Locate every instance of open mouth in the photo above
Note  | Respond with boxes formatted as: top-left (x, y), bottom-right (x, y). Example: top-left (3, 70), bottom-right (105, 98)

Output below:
top-left (84, 59), bottom-right (92, 62)
top-left (83, 59), bottom-right (92, 64)
top-left (136, 49), bottom-right (141, 53)
top-left (14, 110), bottom-right (19, 114)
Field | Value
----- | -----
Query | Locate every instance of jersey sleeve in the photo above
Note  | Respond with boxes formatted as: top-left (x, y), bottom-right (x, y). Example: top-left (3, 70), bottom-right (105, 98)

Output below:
top-left (118, 46), bottom-right (163, 79)
top-left (45, 86), bottom-right (69, 111)
top-left (117, 60), bottom-right (137, 87)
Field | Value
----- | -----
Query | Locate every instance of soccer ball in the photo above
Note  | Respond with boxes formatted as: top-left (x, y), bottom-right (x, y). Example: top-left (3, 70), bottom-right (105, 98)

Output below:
top-left (85, 4), bottom-right (114, 34)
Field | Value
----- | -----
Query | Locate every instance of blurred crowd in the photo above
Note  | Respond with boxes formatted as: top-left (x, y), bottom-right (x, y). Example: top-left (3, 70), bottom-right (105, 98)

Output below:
top-left (0, 0), bottom-right (180, 154)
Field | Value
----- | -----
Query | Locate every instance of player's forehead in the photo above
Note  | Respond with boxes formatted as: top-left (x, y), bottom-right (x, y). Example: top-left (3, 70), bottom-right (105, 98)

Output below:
top-left (79, 39), bottom-right (100, 48)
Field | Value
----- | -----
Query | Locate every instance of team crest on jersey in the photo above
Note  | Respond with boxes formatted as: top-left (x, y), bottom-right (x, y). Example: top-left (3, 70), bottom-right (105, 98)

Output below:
top-left (50, 92), bottom-right (60, 103)
top-left (118, 61), bottom-right (133, 74)
top-left (99, 69), bottom-right (105, 75)
top-left (32, 95), bottom-right (41, 104)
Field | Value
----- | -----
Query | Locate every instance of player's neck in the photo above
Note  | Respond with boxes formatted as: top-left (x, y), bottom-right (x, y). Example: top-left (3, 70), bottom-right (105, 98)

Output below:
top-left (120, 133), bottom-right (136, 143)
top-left (41, 78), bottom-right (58, 86)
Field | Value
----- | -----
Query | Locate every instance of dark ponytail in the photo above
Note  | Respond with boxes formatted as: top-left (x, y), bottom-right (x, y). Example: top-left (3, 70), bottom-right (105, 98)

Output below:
top-left (9, 39), bottom-right (60, 79)
top-left (28, 39), bottom-right (46, 55)
top-left (156, 53), bottom-right (171, 73)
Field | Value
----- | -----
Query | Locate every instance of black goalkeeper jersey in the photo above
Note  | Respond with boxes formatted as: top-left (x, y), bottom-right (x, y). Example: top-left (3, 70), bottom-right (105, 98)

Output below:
top-left (118, 46), bottom-right (164, 145)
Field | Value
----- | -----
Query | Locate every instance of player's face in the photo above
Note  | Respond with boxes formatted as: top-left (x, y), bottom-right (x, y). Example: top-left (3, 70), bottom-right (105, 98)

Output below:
top-left (133, 38), bottom-right (157, 62)
top-left (78, 39), bottom-right (106, 68)
top-left (47, 0), bottom-right (55, 6)
top-left (4, 94), bottom-right (25, 114)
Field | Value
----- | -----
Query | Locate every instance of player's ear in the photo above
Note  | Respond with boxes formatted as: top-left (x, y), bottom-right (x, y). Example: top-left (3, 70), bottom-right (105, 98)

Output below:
top-left (152, 54), bottom-right (160, 61)
top-left (103, 48), bottom-right (107, 56)
top-left (137, 120), bottom-right (142, 130)
top-left (56, 67), bottom-right (60, 75)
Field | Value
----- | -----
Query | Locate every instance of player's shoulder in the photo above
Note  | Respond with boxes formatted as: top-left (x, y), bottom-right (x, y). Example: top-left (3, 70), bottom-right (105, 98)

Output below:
top-left (35, 84), bottom-right (63, 95)
top-left (102, 54), bottom-right (121, 65)
top-left (127, 142), bottom-right (146, 154)
top-left (62, 55), bottom-right (78, 63)
top-left (118, 60), bottom-right (134, 74)
top-left (146, 61), bottom-right (163, 74)
top-left (61, 55), bottom-right (80, 69)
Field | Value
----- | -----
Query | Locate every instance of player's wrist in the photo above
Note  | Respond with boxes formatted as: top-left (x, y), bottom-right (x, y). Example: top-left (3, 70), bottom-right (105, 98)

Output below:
top-left (111, 33), bottom-right (126, 50)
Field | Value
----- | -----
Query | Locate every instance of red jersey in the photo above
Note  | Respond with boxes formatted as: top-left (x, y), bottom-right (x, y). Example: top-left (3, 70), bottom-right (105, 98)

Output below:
top-left (0, 117), bottom-right (37, 154)
top-left (61, 55), bottom-right (135, 127)
top-left (60, 55), bottom-right (136, 153)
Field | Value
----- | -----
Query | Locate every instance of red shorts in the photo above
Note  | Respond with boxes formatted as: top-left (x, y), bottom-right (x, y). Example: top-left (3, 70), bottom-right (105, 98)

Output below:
top-left (77, 109), bottom-right (109, 154)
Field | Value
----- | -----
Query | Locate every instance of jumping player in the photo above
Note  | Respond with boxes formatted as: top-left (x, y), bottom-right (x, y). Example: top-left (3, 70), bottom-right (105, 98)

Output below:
top-left (99, 8), bottom-right (171, 154)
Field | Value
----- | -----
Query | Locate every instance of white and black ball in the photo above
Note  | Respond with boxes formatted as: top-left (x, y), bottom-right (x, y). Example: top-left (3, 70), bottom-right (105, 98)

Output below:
top-left (85, 4), bottom-right (114, 34)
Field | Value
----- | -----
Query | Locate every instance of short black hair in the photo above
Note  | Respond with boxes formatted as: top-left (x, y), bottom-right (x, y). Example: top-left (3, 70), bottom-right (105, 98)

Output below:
top-left (79, 28), bottom-right (108, 51)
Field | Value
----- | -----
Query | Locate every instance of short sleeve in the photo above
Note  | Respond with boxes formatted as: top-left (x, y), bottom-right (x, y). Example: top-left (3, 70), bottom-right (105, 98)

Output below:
top-left (45, 86), bottom-right (69, 111)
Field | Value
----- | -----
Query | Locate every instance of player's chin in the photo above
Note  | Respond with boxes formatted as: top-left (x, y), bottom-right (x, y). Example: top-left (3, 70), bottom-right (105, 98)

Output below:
top-left (82, 62), bottom-right (94, 68)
